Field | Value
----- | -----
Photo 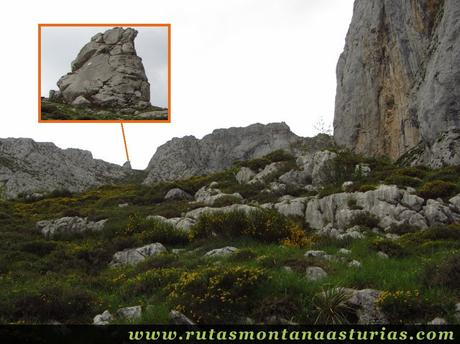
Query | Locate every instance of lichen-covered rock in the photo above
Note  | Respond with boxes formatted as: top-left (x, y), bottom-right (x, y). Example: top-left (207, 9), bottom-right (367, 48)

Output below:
top-left (0, 138), bottom-right (131, 199)
top-left (110, 243), bottom-right (166, 267)
top-left (334, 0), bottom-right (460, 166)
top-left (53, 27), bottom-right (151, 110)
top-left (36, 217), bottom-right (107, 237)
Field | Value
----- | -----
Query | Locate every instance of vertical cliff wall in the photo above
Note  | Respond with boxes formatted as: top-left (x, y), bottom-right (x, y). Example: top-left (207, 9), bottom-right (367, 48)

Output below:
top-left (334, 0), bottom-right (459, 166)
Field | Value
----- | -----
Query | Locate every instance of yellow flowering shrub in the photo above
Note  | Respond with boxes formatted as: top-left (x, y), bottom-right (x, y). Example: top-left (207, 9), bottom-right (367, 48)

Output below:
top-left (167, 266), bottom-right (267, 323)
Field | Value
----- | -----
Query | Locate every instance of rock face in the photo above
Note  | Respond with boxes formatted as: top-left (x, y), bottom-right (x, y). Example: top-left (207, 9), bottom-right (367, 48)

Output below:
top-left (53, 27), bottom-right (151, 110)
top-left (334, 0), bottom-right (460, 166)
top-left (143, 123), bottom-right (300, 184)
top-left (0, 138), bottom-right (131, 199)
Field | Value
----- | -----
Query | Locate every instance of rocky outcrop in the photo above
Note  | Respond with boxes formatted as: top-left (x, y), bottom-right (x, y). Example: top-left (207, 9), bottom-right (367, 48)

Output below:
top-left (305, 185), bottom-right (460, 232)
top-left (0, 138), bottom-right (131, 199)
top-left (51, 27), bottom-right (151, 111)
top-left (36, 217), bottom-right (107, 237)
top-left (334, 0), bottom-right (460, 166)
top-left (109, 243), bottom-right (166, 267)
top-left (143, 123), bottom-right (301, 184)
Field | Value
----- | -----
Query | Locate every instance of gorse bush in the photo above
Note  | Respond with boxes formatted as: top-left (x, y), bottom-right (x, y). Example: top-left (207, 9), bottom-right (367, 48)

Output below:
top-left (376, 290), bottom-right (436, 324)
top-left (189, 209), bottom-right (309, 245)
top-left (123, 268), bottom-right (181, 298)
top-left (417, 180), bottom-right (458, 200)
top-left (168, 266), bottom-right (267, 323)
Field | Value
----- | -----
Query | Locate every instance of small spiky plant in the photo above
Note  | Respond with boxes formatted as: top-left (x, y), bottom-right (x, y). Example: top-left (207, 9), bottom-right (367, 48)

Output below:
top-left (313, 287), bottom-right (354, 324)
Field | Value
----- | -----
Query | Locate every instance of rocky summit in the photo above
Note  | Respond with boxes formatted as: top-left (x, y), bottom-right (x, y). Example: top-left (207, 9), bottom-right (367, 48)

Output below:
top-left (49, 27), bottom-right (151, 111)
top-left (334, 0), bottom-right (460, 167)
top-left (143, 122), bottom-right (304, 184)
top-left (0, 138), bottom-right (131, 199)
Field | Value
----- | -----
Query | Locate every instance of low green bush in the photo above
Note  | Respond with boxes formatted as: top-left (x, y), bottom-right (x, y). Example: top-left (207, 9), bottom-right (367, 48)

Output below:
top-left (423, 253), bottom-right (460, 290)
top-left (387, 223), bottom-right (420, 235)
top-left (417, 180), bottom-right (458, 199)
top-left (384, 175), bottom-right (421, 188)
top-left (348, 212), bottom-right (379, 229)
top-left (127, 215), bottom-right (189, 246)
top-left (8, 286), bottom-right (98, 323)
top-left (372, 239), bottom-right (407, 258)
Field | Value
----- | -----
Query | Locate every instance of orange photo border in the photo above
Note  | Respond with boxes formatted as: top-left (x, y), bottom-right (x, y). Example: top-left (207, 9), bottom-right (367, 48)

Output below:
top-left (38, 23), bottom-right (171, 123)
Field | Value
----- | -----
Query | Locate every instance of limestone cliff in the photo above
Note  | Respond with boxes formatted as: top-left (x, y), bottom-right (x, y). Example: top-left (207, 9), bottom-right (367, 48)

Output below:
top-left (334, 0), bottom-right (459, 166)
top-left (0, 138), bottom-right (131, 199)
top-left (144, 123), bottom-right (302, 184)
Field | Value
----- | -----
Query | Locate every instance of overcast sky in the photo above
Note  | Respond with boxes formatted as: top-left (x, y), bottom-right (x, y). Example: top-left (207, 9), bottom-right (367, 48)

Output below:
top-left (41, 26), bottom-right (168, 108)
top-left (0, 0), bottom-right (354, 170)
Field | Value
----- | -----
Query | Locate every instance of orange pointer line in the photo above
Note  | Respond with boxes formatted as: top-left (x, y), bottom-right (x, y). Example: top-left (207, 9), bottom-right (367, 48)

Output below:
top-left (120, 123), bottom-right (130, 162)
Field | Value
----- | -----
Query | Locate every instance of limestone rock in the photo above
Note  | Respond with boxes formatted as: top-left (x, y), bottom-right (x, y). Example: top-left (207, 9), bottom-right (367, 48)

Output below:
top-left (204, 246), bottom-right (238, 258)
top-left (249, 162), bottom-right (284, 184)
top-left (0, 138), bottom-right (131, 199)
top-left (36, 217), bottom-right (107, 237)
top-left (184, 204), bottom-right (258, 220)
top-left (169, 310), bottom-right (195, 325)
top-left (53, 27), bottom-right (151, 110)
top-left (194, 184), bottom-right (242, 206)
top-left (334, 0), bottom-right (460, 166)
top-left (236, 167), bottom-right (256, 184)
top-left (295, 150), bottom-right (337, 185)
top-left (164, 188), bottom-right (192, 201)
top-left (345, 289), bottom-right (387, 324)
top-left (450, 194), bottom-right (460, 211)
top-left (303, 185), bottom-right (453, 231)
top-left (93, 310), bottom-right (113, 325)
top-left (305, 266), bottom-right (328, 281)
top-left (143, 123), bottom-right (300, 184)
top-left (428, 317), bottom-right (448, 325)
top-left (338, 248), bottom-right (351, 255)
top-left (273, 197), bottom-right (309, 218)
top-left (116, 306), bottom-right (142, 321)
top-left (110, 243), bottom-right (166, 267)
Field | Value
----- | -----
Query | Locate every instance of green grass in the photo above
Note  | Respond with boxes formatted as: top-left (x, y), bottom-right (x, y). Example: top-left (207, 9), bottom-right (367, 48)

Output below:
top-left (0, 152), bottom-right (459, 324)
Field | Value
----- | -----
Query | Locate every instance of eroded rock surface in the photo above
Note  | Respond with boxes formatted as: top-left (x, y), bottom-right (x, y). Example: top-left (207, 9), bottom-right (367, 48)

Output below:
top-left (53, 27), bottom-right (151, 111)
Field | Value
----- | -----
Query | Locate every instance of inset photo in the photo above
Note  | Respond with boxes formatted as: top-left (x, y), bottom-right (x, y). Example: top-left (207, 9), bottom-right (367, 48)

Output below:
top-left (39, 24), bottom-right (170, 122)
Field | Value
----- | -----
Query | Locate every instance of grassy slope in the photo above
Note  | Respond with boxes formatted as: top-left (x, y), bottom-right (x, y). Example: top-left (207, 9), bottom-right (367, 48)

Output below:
top-left (0, 150), bottom-right (459, 324)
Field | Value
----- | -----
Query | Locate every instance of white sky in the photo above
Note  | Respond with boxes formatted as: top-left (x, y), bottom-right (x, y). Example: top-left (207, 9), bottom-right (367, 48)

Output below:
top-left (41, 26), bottom-right (168, 108)
top-left (0, 0), bottom-right (354, 170)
